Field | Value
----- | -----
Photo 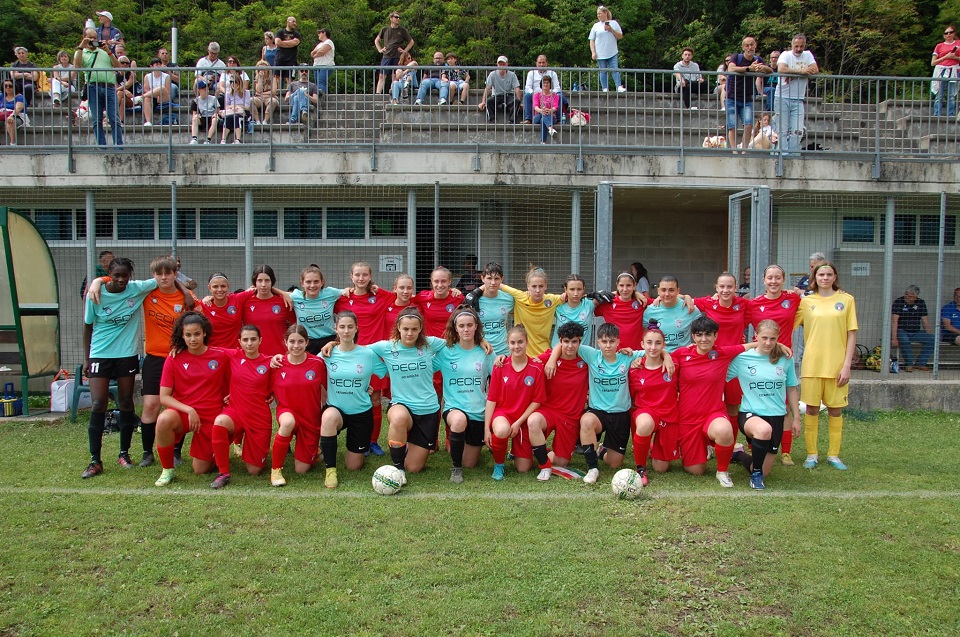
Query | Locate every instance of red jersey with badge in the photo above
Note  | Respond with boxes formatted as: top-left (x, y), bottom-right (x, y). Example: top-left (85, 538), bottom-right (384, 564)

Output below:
top-left (240, 294), bottom-right (296, 357)
top-left (535, 349), bottom-right (589, 419)
top-left (694, 297), bottom-right (747, 347)
top-left (487, 358), bottom-right (547, 421)
top-left (335, 288), bottom-right (397, 345)
top-left (674, 344), bottom-right (743, 424)
top-left (202, 290), bottom-right (255, 348)
top-left (746, 292), bottom-right (801, 347)
top-left (414, 290), bottom-right (459, 338)
top-left (595, 297), bottom-right (646, 349)
top-left (222, 348), bottom-right (274, 429)
top-left (629, 363), bottom-right (679, 423)
top-left (160, 346), bottom-right (231, 423)
top-left (272, 355), bottom-right (327, 426)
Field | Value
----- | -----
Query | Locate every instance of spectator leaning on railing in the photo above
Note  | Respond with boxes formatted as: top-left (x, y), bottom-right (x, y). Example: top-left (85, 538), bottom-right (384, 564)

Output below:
top-left (774, 34), bottom-right (818, 155)
top-left (74, 27), bottom-right (123, 148)
top-left (673, 47), bottom-right (705, 110)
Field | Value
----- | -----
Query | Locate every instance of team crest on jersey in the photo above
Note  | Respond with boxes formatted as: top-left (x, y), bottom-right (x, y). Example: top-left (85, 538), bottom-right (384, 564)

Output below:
top-left (208, 360), bottom-right (218, 370)
top-left (329, 362), bottom-right (338, 371)
top-left (733, 304), bottom-right (741, 311)
top-left (579, 311), bottom-right (588, 320)
top-left (618, 364), bottom-right (626, 374)
top-left (297, 302), bottom-right (305, 309)
top-left (417, 348), bottom-right (425, 357)
top-left (391, 350), bottom-right (399, 358)
top-left (271, 305), bottom-right (282, 314)
top-left (675, 319), bottom-right (683, 328)
top-left (104, 307), bottom-right (112, 314)
top-left (523, 375), bottom-right (535, 386)
top-left (474, 361), bottom-right (483, 371)
top-left (445, 304), bottom-right (454, 313)
top-left (174, 304), bottom-right (183, 313)
top-left (834, 302), bottom-right (845, 311)
top-left (478, 309), bottom-right (485, 317)
top-left (631, 301), bottom-right (640, 310)
top-left (781, 299), bottom-right (791, 309)
top-left (500, 307), bottom-right (508, 316)
top-left (775, 366), bottom-right (784, 376)
top-left (256, 365), bottom-right (268, 375)
top-left (126, 299), bottom-right (135, 307)
top-left (577, 360), bottom-right (586, 368)
top-left (227, 305), bottom-right (237, 315)
top-left (322, 300), bottom-right (329, 309)
top-left (306, 370), bottom-right (317, 381)
top-left (748, 365), bottom-right (758, 376)
top-left (356, 364), bottom-right (364, 374)
top-left (151, 298), bottom-right (158, 304)
top-left (368, 296), bottom-right (376, 304)
top-left (663, 373), bottom-right (671, 382)
top-left (708, 350), bottom-right (719, 360)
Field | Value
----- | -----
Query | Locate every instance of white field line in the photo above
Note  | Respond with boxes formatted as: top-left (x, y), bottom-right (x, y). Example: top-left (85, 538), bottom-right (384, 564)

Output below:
top-left (0, 485), bottom-right (958, 501)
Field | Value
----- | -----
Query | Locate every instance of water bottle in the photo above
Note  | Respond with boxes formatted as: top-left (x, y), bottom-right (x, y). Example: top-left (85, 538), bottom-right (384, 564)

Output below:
top-left (890, 359), bottom-right (900, 374)
top-left (572, 83), bottom-right (579, 92)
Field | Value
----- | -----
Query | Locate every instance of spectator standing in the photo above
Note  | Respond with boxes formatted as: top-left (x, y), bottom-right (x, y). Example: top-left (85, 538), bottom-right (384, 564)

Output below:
top-left (311, 28), bottom-right (335, 95)
top-left (274, 16), bottom-right (302, 89)
top-left (80, 251), bottom-right (115, 299)
top-left (941, 288), bottom-right (960, 346)
top-left (775, 34), bottom-right (818, 155)
top-left (726, 36), bottom-right (771, 150)
top-left (456, 256), bottom-right (483, 292)
top-left (714, 54), bottom-right (732, 105)
top-left (95, 11), bottom-right (123, 53)
top-left (931, 24), bottom-right (959, 117)
top-left (589, 6), bottom-right (625, 92)
top-left (523, 54), bottom-right (564, 123)
top-left (415, 51), bottom-right (449, 105)
top-left (445, 53), bottom-right (470, 104)
top-left (196, 42), bottom-right (226, 89)
top-left (285, 65), bottom-right (318, 124)
top-left (10, 47), bottom-right (38, 107)
top-left (261, 31), bottom-right (278, 66)
top-left (374, 12), bottom-right (414, 94)
top-left (478, 55), bottom-right (522, 123)
top-left (74, 27), bottom-right (123, 148)
top-left (673, 47), bottom-right (705, 109)
top-left (892, 285), bottom-right (935, 372)
top-left (51, 50), bottom-right (77, 106)
top-left (763, 50), bottom-right (780, 111)
top-left (737, 267), bottom-right (751, 298)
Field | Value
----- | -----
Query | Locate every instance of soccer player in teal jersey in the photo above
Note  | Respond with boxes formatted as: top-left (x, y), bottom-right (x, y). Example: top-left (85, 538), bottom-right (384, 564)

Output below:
top-left (464, 262), bottom-right (515, 356)
top-left (434, 307), bottom-right (494, 482)
top-left (290, 264), bottom-right (347, 354)
top-left (643, 275), bottom-right (702, 352)
top-left (552, 274), bottom-right (596, 346)
top-left (726, 319), bottom-right (800, 489)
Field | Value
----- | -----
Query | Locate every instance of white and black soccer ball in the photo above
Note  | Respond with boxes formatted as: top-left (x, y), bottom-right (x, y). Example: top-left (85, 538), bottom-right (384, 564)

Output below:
top-left (372, 465), bottom-right (404, 495)
top-left (611, 468), bottom-right (643, 500)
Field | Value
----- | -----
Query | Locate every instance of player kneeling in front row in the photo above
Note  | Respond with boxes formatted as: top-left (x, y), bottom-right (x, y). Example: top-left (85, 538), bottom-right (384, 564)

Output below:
top-left (528, 322), bottom-right (590, 478)
top-left (628, 327), bottom-right (679, 486)
top-left (726, 319), bottom-right (801, 489)
top-left (547, 322), bottom-right (642, 485)
top-left (154, 312), bottom-right (230, 486)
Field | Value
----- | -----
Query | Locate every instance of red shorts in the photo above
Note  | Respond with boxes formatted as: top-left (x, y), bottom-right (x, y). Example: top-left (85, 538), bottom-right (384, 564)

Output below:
top-left (650, 421), bottom-right (680, 463)
top-left (186, 420), bottom-right (215, 463)
top-left (537, 406), bottom-right (580, 461)
top-left (492, 409), bottom-right (533, 459)
top-left (277, 407), bottom-right (321, 465)
top-left (223, 406), bottom-right (272, 468)
top-left (723, 377), bottom-right (743, 406)
top-left (678, 410), bottom-right (729, 466)
top-left (370, 375), bottom-right (385, 392)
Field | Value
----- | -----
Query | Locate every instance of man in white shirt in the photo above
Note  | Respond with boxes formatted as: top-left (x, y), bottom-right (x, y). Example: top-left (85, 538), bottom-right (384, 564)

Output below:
top-left (774, 34), bottom-right (819, 155)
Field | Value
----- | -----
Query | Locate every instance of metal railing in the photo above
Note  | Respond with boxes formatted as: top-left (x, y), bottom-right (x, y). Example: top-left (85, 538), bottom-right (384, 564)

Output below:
top-left (3, 65), bottom-right (959, 162)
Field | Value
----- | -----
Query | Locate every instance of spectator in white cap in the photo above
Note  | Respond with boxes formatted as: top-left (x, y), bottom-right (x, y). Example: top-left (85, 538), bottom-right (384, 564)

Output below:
top-left (95, 11), bottom-right (123, 54)
top-left (478, 55), bottom-right (522, 123)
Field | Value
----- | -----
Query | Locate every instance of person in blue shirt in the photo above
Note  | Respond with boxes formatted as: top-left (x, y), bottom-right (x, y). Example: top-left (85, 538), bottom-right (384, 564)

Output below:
top-left (726, 319), bottom-right (800, 490)
top-left (463, 261), bottom-right (515, 356)
top-left (941, 287), bottom-right (960, 346)
top-left (642, 275), bottom-right (701, 352)
top-left (290, 264), bottom-right (347, 354)
top-left (435, 307), bottom-right (494, 483)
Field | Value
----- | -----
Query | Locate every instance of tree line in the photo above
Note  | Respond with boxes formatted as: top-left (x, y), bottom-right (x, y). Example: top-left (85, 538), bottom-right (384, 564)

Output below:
top-left (3, 0), bottom-right (958, 78)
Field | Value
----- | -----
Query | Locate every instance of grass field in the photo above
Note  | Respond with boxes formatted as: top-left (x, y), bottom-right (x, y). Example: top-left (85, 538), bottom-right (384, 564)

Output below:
top-left (1, 410), bottom-right (958, 636)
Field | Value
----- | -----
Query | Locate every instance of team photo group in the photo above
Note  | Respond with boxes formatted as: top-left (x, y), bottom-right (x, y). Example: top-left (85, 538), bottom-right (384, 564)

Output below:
top-left (80, 253), bottom-right (857, 493)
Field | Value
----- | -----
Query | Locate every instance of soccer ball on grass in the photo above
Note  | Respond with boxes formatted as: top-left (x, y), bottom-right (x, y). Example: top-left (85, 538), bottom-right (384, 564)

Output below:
top-left (611, 468), bottom-right (644, 500)
top-left (372, 465), bottom-right (404, 495)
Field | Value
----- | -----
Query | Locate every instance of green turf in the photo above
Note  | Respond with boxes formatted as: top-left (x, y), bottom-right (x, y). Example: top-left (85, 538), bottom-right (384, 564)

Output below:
top-left (0, 410), bottom-right (958, 636)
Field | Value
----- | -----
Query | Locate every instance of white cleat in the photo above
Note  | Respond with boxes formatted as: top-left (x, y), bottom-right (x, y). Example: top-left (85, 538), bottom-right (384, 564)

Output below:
top-left (583, 468), bottom-right (600, 484)
top-left (716, 471), bottom-right (734, 488)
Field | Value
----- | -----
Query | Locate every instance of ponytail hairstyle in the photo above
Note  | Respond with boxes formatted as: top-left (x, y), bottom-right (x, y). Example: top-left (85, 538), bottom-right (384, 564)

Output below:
top-left (444, 306), bottom-right (483, 347)
top-left (391, 307), bottom-right (427, 349)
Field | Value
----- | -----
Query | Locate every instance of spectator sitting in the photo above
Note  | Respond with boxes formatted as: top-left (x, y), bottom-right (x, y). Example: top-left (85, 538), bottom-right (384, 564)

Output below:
top-left (941, 287), bottom-right (960, 346)
top-left (445, 53), bottom-right (471, 105)
top-left (196, 42), bottom-right (226, 88)
top-left (1, 79), bottom-right (27, 146)
top-left (415, 51), bottom-right (449, 105)
top-left (219, 76), bottom-right (250, 144)
top-left (50, 50), bottom-right (78, 106)
top-left (157, 47), bottom-right (180, 103)
top-left (673, 47), bottom-right (705, 110)
top-left (189, 79), bottom-right (220, 144)
top-left (175, 257), bottom-right (198, 291)
top-left (390, 51), bottom-right (419, 105)
top-left (455, 255), bottom-right (482, 292)
top-left (95, 10), bottom-right (123, 54)
top-left (892, 285), bottom-right (936, 371)
top-left (311, 28), bottom-right (335, 96)
top-left (763, 50), bottom-right (780, 111)
top-left (284, 65), bottom-right (318, 124)
top-left (115, 55), bottom-right (140, 123)
top-left (533, 75), bottom-right (561, 143)
top-left (134, 58), bottom-right (171, 126)
top-left (10, 47), bottom-right (38, 107)
top-left (113, 43), bottom-right (135, 68)
top-left (218, 55), bottom-right (250, 96)
top-left (747, 112), bottom-right (778, 149)
top-left (478, 55), bottom-right (522, 123)
top-left (714, 54), bottom-right (732, 105)
top-left (250, 60), bottom-right (279, 124)
top-left (523, 54), bottom-right (565, 124)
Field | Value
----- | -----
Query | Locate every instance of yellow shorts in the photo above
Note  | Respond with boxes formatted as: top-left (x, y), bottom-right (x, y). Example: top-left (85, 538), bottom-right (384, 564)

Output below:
top-left (800, 377), bottom-right (849, 409)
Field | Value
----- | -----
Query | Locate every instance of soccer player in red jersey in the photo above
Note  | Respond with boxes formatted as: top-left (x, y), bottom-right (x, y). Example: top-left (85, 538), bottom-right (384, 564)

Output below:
top-left (693, 272), bottom-right (748, 419)
top-left (415, 266), bottom-right (462, 338)
top-left (241, 265), bottom-right (296, 357)
top-left (153, 312), bottom-right (230, 486)
top-left (746, 265), bottom-right (802, 465)
top-left (268, 325), bottom-right (327, 487)
top-left (528, 322), bottom-right (589, 474)
top-left (209, 324), bottom-right (275, 489)
top-left (594, 272), bottom-right (648, 349)
top-left (484, 325), bottom-right (547, 481)
top-left (673, 315), bottom-right (771, 488)
top-left (200, 273), bottom-right (248, 348)
top-left (629, 327), bottom-right (679, 485)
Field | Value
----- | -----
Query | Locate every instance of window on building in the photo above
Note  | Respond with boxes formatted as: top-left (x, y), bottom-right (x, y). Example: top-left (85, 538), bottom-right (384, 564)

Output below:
top-left (158, 209), bottom-right (197, 241)
top-left (117, 209), bottom-right (155, 240)
top-left (283, 208), bottom-right (323, 239)
top-left (254, 210), bottom-right (279, 238)
top-left (327, 208), bottom-right (366, 239)
top-left (918, 215), bottom-right (956, 247)
top-left (370, 207), bottom-right (406, 237)
top-left (33, 210), bottom-right (73, 241)
top-left (841, 216), bottom-right (876, 243)
top-left (893, 214), bottom-right (916, 246)
top-left (199, 208), bottom-right (238, 240)
top-left (95, 209), bottom-right (114, 239)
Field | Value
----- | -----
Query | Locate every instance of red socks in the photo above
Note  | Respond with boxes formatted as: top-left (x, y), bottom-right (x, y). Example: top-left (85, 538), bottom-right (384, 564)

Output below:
top-left (212, 425), bottom-right (232, 474)
top-left (715, 443), bottom-right (735, 472)
top-left (370, 403), bottom-right (382, 444)
top-left (632, 434), bottom-right (652, 469)
top-left (272, 433), bottom-right (292, 470)
top-left (781, 429), bottom-right (793, 454)
top-left (157, 444), bottom-right (175, 470)
top-left (490, 433), bottom-right (508, 464)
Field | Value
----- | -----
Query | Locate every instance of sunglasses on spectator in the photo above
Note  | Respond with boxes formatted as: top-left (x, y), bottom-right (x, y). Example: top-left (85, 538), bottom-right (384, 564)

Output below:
top-left (946, 30), bottom-right (956, 35)
top-left (390, 14), bottom-right (400, 18)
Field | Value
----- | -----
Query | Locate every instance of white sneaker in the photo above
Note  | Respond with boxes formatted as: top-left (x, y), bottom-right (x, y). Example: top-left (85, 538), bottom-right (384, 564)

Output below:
top-left (537, 467), bottom-right (552, 482)
top-left (189, 137), bottom-right (198, 145)
top-left (601, 88), bottom-right (609, 93)
top-left (690, 106), bottom-right (698, 110)
top-left (716, 471), bottom-right (734, 488)
top-left (616, 86), bottom-right (627, 93)
top-left (133, 95), bottom-right (143, 105)
top-left (414, 99), bottom-right (423, 105)
top-left (143, 121), bottom-right (152, 127)
top-left (548, 126), bottom-right (557, 137)
top-left (438, 98), bottom-right (447, 105)
top-left (583, 468), bottom-right (600, 484)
